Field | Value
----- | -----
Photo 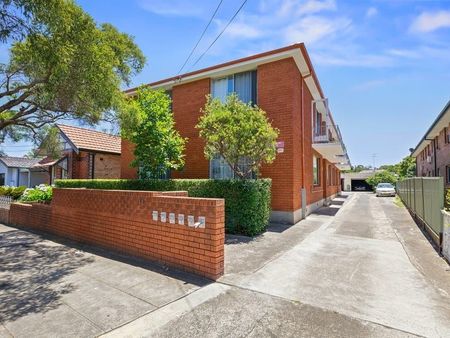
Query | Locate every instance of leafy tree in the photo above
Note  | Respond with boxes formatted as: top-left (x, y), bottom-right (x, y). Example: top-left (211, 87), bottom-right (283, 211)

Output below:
top-left (366, 170), bottom-right (398, 189)
top-left (196, 93), bottom-right (279, 179)
top-left (0, 0), bottom-right (145, 142)
top-left (121, 88), bottom-right (186, 178)
top-left (397, 156), bottom-right (416, 178)
top-left (27, 126), bottom-right (62, 159)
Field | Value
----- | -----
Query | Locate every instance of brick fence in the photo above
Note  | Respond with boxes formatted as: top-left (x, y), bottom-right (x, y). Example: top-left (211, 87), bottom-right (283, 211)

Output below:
top-left (9, 188), bottom-right (225, 280)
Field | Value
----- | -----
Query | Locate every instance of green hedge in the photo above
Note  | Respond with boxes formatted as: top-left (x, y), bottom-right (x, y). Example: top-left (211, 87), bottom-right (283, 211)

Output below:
top-left (55, 179), bottom-right (272, 236)
top-left (0, 186), bottom-right (27, 200)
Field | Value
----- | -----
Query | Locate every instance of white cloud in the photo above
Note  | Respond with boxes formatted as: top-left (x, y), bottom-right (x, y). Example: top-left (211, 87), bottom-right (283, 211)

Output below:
top-left (138, 0), bottom-right (206, 17)
top-left (276, 0), bottom-right (336, 17)
top-left (366, 7), bottom-right (378, 18)
top-left (410, 10), bottom-right (450, 33)
top-left (217, 20), bottom-right (264, 39)
top-left (284, 16), bottom-right (351, 44)
top-left (387, 49), bottom-right (420, 59)
top-left (297, 0), bottom-right (336, 15)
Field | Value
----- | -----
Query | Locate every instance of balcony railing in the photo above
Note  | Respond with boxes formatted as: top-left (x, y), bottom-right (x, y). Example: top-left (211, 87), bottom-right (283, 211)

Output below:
top-left (313, 123), bottom-right (338, 144)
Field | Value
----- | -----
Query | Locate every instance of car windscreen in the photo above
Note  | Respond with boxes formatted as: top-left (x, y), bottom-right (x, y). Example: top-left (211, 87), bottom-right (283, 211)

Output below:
top-left (377, 183), bottom-right (394, 188)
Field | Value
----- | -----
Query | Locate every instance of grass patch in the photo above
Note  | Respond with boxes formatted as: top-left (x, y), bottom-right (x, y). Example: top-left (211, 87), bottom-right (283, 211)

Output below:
top-left (393, 196), bottom-right (404, 208)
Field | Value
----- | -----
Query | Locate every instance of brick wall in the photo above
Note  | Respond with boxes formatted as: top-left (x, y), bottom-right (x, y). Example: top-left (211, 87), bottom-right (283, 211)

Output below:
top-left (0, 208), bottom-right (10, 224)
top-left (171, 79), bottom-right (211, 179)
top-left (9, 189), bottom-right (225, 280)
top-left (121, 139), bottom-right (138, 179)
top-left (10, 203), bottom-right (51, 231)
top-left (94, 153), bottom-right (121, 179)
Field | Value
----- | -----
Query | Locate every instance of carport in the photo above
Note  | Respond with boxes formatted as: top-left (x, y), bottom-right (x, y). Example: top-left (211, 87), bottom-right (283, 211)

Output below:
top-left (350, 179), bottom-right (372, 191)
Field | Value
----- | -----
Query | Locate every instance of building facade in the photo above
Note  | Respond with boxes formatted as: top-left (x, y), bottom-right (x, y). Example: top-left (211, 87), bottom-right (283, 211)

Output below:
top-left (121, 44), bottom-right (350, 224)
top-left (48, 124), bottom-right (122, 183)
top-left (412, 100), bottom-right (450, 187)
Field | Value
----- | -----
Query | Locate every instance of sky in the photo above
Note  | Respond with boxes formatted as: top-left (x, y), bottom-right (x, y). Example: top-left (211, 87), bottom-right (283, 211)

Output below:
top-left (2, 0), bottom-right (450, 167)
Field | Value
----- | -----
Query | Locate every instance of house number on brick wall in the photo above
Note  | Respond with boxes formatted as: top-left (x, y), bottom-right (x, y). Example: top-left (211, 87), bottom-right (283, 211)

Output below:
top-left (152, 210), bottom-right (205, 229)
top-left (178, 214), bottom-right (185, 225)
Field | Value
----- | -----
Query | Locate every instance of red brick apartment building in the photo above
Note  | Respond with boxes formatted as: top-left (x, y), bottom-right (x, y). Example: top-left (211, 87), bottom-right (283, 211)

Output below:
top-left (412, 100), bottom-right (450, 187)
top-left (121, 44), bottom-right (351, 224)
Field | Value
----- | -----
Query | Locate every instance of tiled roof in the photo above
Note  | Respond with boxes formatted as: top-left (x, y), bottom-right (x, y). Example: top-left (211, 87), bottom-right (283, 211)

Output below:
top-left (0, 156), bottom-right (42, 168)
top-left (57, 124), bottom-right (121, 154)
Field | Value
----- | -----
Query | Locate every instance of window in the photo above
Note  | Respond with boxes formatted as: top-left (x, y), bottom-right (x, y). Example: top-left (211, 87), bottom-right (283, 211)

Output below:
top-left (327, 165), bottom-right (331, 185)
top-left (210, 71), bottom-right (257, 180)
top-left (313, 156), bottom-right (320, 185)
top-left (0, 173), bottom-right (4, 186)
top-left (211, 70), bottom-right (257, 104)
top-left (445, 127), bottom-right (449, 144)
top-left (210, 155), bottom-right (253, 179)
top-left (447, 166), bottom-right (450, 184)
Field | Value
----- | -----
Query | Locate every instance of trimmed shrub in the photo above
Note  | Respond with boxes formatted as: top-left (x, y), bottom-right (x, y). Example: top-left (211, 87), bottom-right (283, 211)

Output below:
top-left (55, 179), bottom-right (272, 236)
top-left (20, 185), bottom-right (53, 203)
top-left (0, 186), bottom-right (27, 200)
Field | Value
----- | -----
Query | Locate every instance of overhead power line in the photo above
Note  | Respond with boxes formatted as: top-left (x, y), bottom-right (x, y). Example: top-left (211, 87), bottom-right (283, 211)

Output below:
top-left (177, 0), bottom-right (224, 75)
top-left (188, 0), bottom-right (249, 72)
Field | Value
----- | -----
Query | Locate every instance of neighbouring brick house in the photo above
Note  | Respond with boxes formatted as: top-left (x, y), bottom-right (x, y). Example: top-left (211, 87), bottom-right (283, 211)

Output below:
top-left (412, 100), bottom-right (450, 187)
top-left (121, 43), bottom-right (350, 224)
top-left (48, 124), bottom-right (121, 183)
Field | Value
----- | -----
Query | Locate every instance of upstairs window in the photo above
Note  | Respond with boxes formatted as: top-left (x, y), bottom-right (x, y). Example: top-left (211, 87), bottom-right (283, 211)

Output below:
top-left (211, 70), bottom-right (257, 104)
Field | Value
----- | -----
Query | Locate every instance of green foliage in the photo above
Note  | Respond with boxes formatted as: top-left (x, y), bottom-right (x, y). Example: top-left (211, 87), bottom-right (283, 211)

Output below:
top-left (396, 156), bottom-right (416, 178)
top-left (197, 94), bottom-right (279, 179)
top-left (0, 0), bottom-right (145, 142)
top-left (366, 170), bottom-right (398, 189)
top-left (55, 178), bottom-right (272, 236)
top-left (27, 126), bottom-right (62, 158)
top-left (0, 185), bottom-right (26, 199)
top-left (20, 184), bottom-right (52, 203)
top-left (378, 156), bottom-right (416, 179)
top-left (120, 88), bottom-right (186, 178)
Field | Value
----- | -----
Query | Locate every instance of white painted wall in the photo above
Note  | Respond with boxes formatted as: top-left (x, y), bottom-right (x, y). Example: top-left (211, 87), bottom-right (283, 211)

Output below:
top-left (0, 162), bottom-right (7, 186)
top-left (7, 168), bottom-right (18, 186)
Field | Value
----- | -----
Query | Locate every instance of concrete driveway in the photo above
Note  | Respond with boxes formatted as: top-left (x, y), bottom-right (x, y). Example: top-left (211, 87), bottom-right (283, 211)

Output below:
top-left (2, 192), bottom-right (450, 337)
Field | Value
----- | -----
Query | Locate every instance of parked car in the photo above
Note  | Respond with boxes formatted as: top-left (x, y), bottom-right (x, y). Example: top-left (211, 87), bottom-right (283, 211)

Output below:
top-left (375, 183), bottom-right (396, 197)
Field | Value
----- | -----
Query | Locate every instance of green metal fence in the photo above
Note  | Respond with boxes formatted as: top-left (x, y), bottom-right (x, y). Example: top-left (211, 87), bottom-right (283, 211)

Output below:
top-left (397, 177), bottom-right (444, 245)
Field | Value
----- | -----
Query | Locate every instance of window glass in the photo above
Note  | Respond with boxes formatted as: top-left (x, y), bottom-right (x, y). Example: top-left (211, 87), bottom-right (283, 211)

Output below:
top-left (234, 71), bottom-right (255, 104)
top-left (211, 77), bottom-right (230, 102)
top-left (313, 156), bottom-right (320, 185)
top-left (210, 155), bottom-right (234, 179)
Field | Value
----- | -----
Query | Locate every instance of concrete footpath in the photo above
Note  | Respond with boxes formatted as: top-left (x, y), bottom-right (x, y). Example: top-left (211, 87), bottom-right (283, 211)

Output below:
top-left (2, 193), bottom-right (450, 337)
